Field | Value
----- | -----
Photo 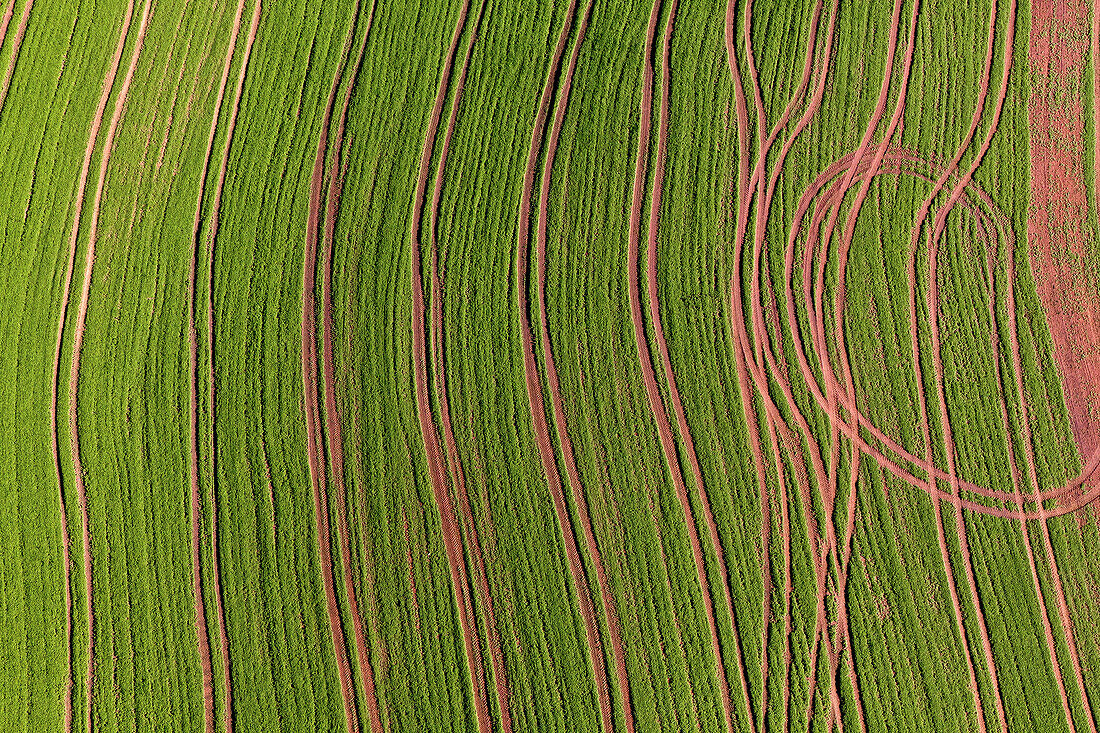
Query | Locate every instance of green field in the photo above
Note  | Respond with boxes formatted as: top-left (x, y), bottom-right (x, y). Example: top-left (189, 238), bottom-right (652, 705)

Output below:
top-left (1, 0), bottom-right (1099, 730)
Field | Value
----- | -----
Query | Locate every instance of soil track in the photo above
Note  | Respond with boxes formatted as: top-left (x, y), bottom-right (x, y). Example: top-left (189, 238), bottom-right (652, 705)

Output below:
top-left (53, 2), bottom-right (148, 731)
top-left (1030, 4), bottom-right (1100, 701)
top-left (302, 6), bottom-right (368, 732)
top-left (320, 5), bottom-right (384, 732)
top-left (0, 0), bottom-right (31, 115)
top-left (628, 0), bottom-right (752, 731)
top-left (407, 1), bottom-right (498, 731)
top-left (420, 1), bottom-right (514, 729)
top-left (518, 0), bottom-right (635, 730)
top-left (725, 0), bottom-right (845, 726)
top-left (1028, 0), bottom-right (1100, 528)
top-left (981, 250), bottom-right (1080, 733)
top-left (187, 1), bottom-right (258, 730)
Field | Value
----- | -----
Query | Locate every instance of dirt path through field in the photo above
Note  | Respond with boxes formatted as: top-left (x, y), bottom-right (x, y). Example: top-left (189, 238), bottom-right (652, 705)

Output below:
top-left (1028, 0), bottom-right (1100, 525)
top-left (420, 1), bottom-right (513, 729)
top-left (518, 0), bottom-right (635, 730)
top-left (319, 5), bottom-right (385, 731)
top-left (407, 1), bottom-right (500, 731)
top-left (302, 6), bottom-right (370, 732)
top-left (186, 1), bottom-right (258, 730)
top-left (629, 0), bottom-right (754, 731)
top-left (54, 2), bottom-right (149, 731)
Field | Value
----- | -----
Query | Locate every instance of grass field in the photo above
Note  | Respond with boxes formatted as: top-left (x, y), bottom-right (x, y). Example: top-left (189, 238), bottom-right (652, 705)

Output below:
top-left (1, 0), bottom-right (1100, 730)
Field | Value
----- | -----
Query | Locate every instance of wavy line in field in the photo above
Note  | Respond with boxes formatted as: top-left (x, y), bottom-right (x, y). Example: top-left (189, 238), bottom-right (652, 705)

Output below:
top-left (727, 0), bottom-right (848, 726)
top-left (518, 0), bottom-right (635, 730)
top-left (186, 0), bottom-right (257, 730)
top-left (51, 2), bottom-right (148, 731)
top-left (302, 6), bottom-right (369, 732)
top-left (0, 0), bottom-right (31, 115)
top-left (805, 0), bottom-right (910, 725)
top-left (979, 246), bottom-right (1079, 733)
top-left (630, 0), bottom-right (757, 731)
top-left (205, 5), bottom-right (260, 730)
top-left (420, 2), bottom-right (514, 730)
top-left (803, 2), bottom-right (917, 728)
top-left (407, 1), bottom-right (499, 731)
top-left (319, 5), bottom-right (384, 731)
top-left (918, 9), bottom-right (1013, 728)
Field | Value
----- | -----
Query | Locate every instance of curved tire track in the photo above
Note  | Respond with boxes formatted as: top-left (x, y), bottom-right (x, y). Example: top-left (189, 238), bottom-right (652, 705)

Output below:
top-left (302, 6), bottom-right (369, 732)
top-left (407, 1), bottom-right (496, 731)
top-left (53, 2), bottom-right (149, 731)
top-left (630, 1), bottom-right (755, 732)
top-left (187, 1), bottom-right (259, 731)
top-left (518, 0), bottom-right (635, 730)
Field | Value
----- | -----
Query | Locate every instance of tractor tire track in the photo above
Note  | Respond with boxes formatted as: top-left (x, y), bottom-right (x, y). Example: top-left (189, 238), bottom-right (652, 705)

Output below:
top-left (420, 1), bottom-right (513, 730)
top-left (982, 251), bottom-right (1080, 733)
top-left (53, 2), bottom-right (148, 731)
top-left (729, 1), bottom-right (844, 727)
top-left (303, 6), bottom-right (368, 732)
top-left (204, 4), bottom-right (260, 729)
top-left (0, 0), bottom-right (31, 116)
top-left (919, 3), bottom-right (1016, 728)
top-left (408, 1), bottom-right (494, 731)
top-left (1001, 236), bottom-right (1098, 733)
top-left (519, 0), bottom-right (633, 730)
top-left (187, 1), bottom-right (258, 730)
top-left (631, 1), bottom-right (751, 732)
top-left (320, 5), bottom-right (384, 731)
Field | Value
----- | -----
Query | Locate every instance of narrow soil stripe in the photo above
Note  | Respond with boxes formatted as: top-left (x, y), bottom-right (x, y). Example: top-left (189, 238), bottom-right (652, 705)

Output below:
top-left (407, 1), bottom-right (495, 730)
top-left (629, 0), bottom-right (749, 731)
top-left (519, 0), bottom-right (638, 730)
top-left (302, 5), bottom-right (368, 733)
top-left (188, 0), bottom-right (260, 730)
top-left (321, 4), bottom-right (383, 730)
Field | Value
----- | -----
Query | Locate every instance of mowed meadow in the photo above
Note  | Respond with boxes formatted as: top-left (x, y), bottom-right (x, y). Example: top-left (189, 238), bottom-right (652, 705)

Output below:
top-left (2, 0), bottom-right (1100, 730)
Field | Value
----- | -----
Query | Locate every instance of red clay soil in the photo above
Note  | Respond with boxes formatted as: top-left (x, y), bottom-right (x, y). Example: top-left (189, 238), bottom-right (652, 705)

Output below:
top-left (981, 252), bottom-right (1083, 733)
top-left (205, 5), bottom-right (260, 731)
top-left (321, 7), bottom-right (385, 732)
top-left (186, 1), bottom-right (256, 730)
top-left (0, 0), bottom-right (30, 112)
top-left (728, 1), bottom-right (845, 727)
top-left (629, 1), bottom-right (752, 732)
top-left (408, 2), bottom-right (496, 732)
top-left (1029, 0), bottom-right (1100, 525)
top-left (62, 4), bottom-right (148, 733)
top-left (423, 3), bottom-right (513, 729)
top-left (518, 1), bottom-right (633, 731)
top-left (302, 8), bottom-right (366, 733)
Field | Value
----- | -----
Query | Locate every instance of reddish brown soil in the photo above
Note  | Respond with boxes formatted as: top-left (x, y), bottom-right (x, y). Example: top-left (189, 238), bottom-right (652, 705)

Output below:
top-left (320, 6), bottom-right (384, 732)
top-left (186, 1), bottom-right (256, 730)
top-left (59, 4), bottom-right (148, 732)
top-left (518, 1), bottom-right (636, 731)
top-left (1029, 0), bottom-right (1100, 527)
top-left (303, 8), bottom-right (367, 733)
top-left (422, 3), bottom-right (513, 729)
top-left (408, 2), bottom-right (497, 732)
